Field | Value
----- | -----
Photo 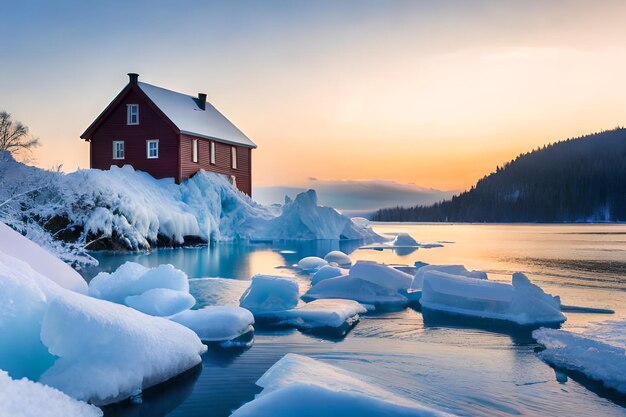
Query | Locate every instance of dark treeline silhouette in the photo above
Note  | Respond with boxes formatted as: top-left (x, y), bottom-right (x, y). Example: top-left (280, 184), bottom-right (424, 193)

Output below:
top-left (373, 128), bottom-right (626, 222)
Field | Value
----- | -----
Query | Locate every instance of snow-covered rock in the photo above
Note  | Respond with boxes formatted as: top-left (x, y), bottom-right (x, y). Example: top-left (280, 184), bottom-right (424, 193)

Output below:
top-left (0, 154), bottom-right (381, 262)
top-left (170, 306), bottom-right (254, 346)
top-left (269, 299), bottom-right (367, 329)
top-left (323, 250), bottom-right (352, 267)
top-left (533, 327), bottom-right (626, 394)
top-left (239, 275), bottom-right (300, 314)
top-left (310, 265), bottom-right (347, 286)
top-left (230, 354), bottom-right (455, 417)
top-left (0, 249), bottom-right (206, 405)
top-left (89, 262), bottom-right (189, 304)
top-left (302, 276), bottom-right (409, 308)
top-left (410, 264), bottom-right (487, 291)
top-left (0, 222), bottom-right (88, 294)
top-left (350, 260), bottom-right (413, 292)
top-left (421, 271), bottom-right (565, 326)
top-left (0, 370), bottom-right (102, 417)
top-left (297, 256), bottom-right (328, 272)
top-left (125, 288), bottom-right (196, 317)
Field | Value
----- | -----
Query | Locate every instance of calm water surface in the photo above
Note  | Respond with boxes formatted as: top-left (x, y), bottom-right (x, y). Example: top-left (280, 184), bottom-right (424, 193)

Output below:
top-left (85, 224), bottom-right (626, 417)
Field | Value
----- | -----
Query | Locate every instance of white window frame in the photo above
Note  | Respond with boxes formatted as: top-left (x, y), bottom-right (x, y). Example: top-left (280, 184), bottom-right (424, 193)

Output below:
top-left (146, 139), bottom-right (159, 159)
top-left (127, 104), bottom-right (139, 125)
top-left (231, 146), bottom-right (237, 169)
top-left (112, 140), bottom-right (125, 160)
top-left (192, 139), bottom-right (199, 163)
top-left (210, 141), bottom-right (216, 165)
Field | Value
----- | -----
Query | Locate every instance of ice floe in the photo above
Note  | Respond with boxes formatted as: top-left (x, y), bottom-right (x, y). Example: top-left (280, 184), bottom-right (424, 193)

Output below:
top-left (239, 274), bottom-right (300, 315)
top-left (410, 264), bottom-right (488, 291)
top-left (170, 306), bottom-right (255, 347)
top-left (230, 353), bottom-right (455, 417)
top-left (350, 260), bottom-right (413, 292)
top-left (125, 288), bottom-right (196, 317)
top-left (0, 370), bottom-right (102, 417)
top-left (297, 256), bottom-right (328, 272)
top-left (533, 327), bottom-right (626, 394)
top-left (261, 299), bottom-right (366, 331)
top-left (303, 276), bottom-right (409, 308)
top-left (421, 271), bottom-right (565, 326)
top-left (310, 265), bottom-right (347, 286)
top-left (323, 250), bottom-right (352, 267)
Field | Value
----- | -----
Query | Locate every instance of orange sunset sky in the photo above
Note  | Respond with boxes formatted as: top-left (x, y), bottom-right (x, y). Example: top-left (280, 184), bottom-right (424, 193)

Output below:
top-left (3, 0), bottom-right (626, 193)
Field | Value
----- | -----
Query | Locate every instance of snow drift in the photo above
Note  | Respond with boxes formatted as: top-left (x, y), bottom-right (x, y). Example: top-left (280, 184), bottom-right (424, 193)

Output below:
top-left (0, 152), bottom-right (380, 264)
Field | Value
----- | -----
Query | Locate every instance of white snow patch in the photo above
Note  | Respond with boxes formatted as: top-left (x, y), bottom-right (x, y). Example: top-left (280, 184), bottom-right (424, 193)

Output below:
top-left (0, 370), bottom-right (102, 417)
top-left (230, 353), bottom-right (455, 417)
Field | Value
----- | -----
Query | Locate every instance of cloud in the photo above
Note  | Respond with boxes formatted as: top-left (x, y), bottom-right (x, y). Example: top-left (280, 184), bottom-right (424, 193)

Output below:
top-left (254, 179), bottom-right (455, 217)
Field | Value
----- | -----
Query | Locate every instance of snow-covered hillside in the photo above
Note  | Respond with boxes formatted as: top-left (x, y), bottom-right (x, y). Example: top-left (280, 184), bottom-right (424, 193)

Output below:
top-left (0, 152), bottom-right (380, 265)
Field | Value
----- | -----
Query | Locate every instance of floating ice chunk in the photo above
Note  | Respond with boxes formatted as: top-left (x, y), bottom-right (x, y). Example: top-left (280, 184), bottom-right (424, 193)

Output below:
top-left (297, 256), bottom-right (328, 272)
top-left (89, 262), bottom-right (188, 304)
top-left (392, 232), bottom-right (419, 246)
top-left (267, 299), bottom-right (366, 329)
top-left (230, 353), bottom-right (455, 417)
top-left (350, 260), bottom-right (413, 292)
top-left (310, 265), bottom-right (347, 286)
top-left (0, 222), bottom-right (88, 294)
top-left (323, 250), bottom-right (352, 267)
top-left (410, 264), bottom-right (488, 291)
top-left (421, 271), bottom-right (565, 326)
top-left (189, 277), bottom-right (251, 307)
top-left (302, 275), bottom-right (408, 308)
top-left (533, 327), bottom-right (626, 394)
top-left (170, 306), bottom-right (254, 346)
top-left (0, 370), bottom-right (102, 417)
top-left (239, 275), bottom-right (300, 314)
top-left (125, 288), bottom-right (196, 317)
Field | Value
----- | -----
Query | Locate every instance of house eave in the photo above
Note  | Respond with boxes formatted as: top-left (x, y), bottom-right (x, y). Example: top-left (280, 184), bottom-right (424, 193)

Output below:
top-left (179, 130), bottom-right (257, 149)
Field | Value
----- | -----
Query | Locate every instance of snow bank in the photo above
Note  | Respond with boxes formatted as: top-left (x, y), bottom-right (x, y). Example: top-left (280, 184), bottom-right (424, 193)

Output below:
top-left (0, 249), bottom-right (206, 405)
top-left (0, 222), bottom-right (88, 294)
top-left (410, 264), bottom-right (487, 291)
top-left (421, 272), bottom-right (565, 326)
top-left (0, 370), bottom-right (102, 417)
top-left (533, 327), bottom-right (626, 394)
top-left (0, 154), bottom-right (381, 263)
top-left (170, 306), bottom-right (254, 345)
top-left (297, 256), bottom-right (328, 271)
top-left (303, 275), bottom-right (409, 308)
top-left (270, 299), bottom-right (366, 329)
top-left (239, 275), bottom-right (300, 314)
top-left (230, 354), bottom-right (455, 417)
top-left (350, 260), bottom-right (413, 292)
top-left (323, 250), bottom-right (352, 267)
top-left (125, 288), bottom-right (196, 317)
top-left (310, 265), bottom-right (347, 286)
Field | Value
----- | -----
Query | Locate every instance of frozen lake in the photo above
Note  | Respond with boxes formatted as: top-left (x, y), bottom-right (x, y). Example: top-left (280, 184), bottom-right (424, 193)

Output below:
top-left (83, 223), bottom-right (626, 417)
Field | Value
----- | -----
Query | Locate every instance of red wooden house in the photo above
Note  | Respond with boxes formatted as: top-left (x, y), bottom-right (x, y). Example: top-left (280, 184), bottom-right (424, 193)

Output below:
top-left (81, 73), bottom-right (256, 195)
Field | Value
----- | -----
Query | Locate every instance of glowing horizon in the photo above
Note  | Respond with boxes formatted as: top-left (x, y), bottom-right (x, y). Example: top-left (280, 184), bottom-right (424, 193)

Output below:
top-left (2, 1), bottom-right (626, 192)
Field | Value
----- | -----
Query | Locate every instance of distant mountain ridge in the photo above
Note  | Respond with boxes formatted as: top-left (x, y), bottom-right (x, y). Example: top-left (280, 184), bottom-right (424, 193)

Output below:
top-left (373, 128), bottom-right (626, 222)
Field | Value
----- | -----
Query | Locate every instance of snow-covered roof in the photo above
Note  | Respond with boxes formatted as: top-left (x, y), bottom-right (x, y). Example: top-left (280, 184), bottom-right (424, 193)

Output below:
top-left (138, 82), bottom-right (256, 148)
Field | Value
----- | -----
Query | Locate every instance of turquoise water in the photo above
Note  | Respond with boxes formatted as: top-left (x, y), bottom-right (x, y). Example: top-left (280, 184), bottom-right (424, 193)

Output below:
top-left (86, 224), bottom-right (626, 417)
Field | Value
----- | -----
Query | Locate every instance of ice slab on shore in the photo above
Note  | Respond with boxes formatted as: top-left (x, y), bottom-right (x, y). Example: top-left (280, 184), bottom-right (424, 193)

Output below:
top-left (0, 370), bottom-right (102, 417)
top-left (410, 264), bottom-right (487, 291)
top-left (230, 353), bottom-right (455, 417)
top-left (0, 249), bottom-right (206, 406)
top-left (310, 265), bottom-right (347, 286)
top-left (533, 327), bottom-right (626, 394)
top-left (170, 306), bottom-right (254, 345)
top-left (302, 275), bottom-right (409, 307)
top-left (323, 250), bottom-right (352, 267)
top-left (421, 272), bottom-right (565, 326)
top-left (125, 288), bottom-right (196, 317)
top-left (239, 275), bottom-right (300, 314)
top-left (266, 299), bottom-right (366, 329)
top-left (0, 222), bottom-right (88, 294)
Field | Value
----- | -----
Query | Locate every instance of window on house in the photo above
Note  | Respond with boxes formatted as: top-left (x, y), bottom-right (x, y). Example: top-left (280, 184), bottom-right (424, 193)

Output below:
top-left (112, 141), bottom-right (125, 160)
top-left (147, 139), bottom-right (159, 159)
top-left (192, 139), bottom-right (198, 163)
top-left (210, 141), bottom-right (216, 165)
top-left (231, 146), bottom-right (237, 169)
top-left (127, 104), bottom-right (139, 125)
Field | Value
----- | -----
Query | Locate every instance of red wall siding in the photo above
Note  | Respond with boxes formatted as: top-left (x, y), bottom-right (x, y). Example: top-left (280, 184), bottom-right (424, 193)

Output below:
top-left (90, 89), bottom-right (179, 180)
top-left (179, 134), bottom-right (252, 196)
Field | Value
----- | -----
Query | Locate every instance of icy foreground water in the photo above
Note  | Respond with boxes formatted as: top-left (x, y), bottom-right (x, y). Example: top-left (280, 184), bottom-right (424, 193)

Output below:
top-left (82, 224), bottom-right (626, 417)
